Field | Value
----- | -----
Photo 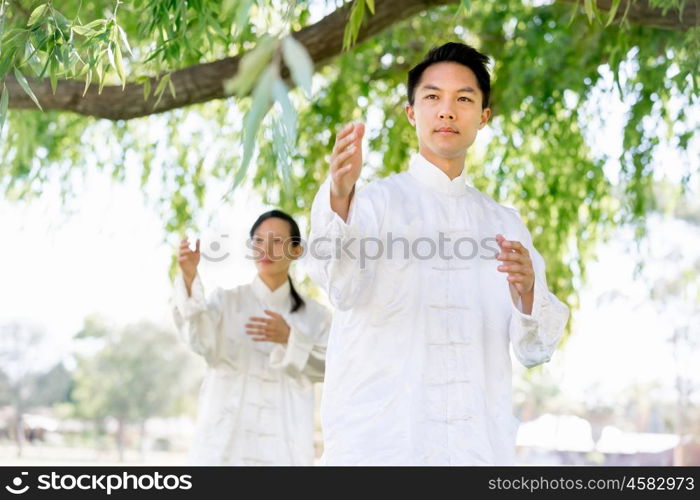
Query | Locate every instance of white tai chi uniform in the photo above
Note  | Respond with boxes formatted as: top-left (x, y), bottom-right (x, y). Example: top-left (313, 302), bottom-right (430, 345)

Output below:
top-left (306, 152), bottom-right (569, 465)
top-left (172, 274), bottom-right (330, 465)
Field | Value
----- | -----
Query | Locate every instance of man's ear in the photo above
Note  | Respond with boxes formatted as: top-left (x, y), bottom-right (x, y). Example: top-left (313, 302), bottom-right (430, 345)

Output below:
top-left (405, 103), bottom-right (416, 127)
top-left (478, 107), bottom-right (491, 129)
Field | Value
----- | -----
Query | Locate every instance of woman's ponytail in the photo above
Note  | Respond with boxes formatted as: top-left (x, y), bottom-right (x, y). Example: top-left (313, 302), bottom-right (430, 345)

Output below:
top-left (288, 275), bottom-right (305, 313)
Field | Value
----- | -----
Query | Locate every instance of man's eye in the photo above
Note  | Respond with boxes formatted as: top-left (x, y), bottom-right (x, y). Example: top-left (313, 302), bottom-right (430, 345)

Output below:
top-left (425, 94), bottom-right (437, 99)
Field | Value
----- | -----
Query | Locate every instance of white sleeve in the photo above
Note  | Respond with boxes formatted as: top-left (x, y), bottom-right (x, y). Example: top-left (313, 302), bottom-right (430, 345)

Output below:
top-left (268, 304), bottom-right (331, 383)
top-left (304, 177), bottom-right (386, 311)
top-left (171, 274), bottom-right (225, 366)
top-left (508, 220), bottom-right (570, 368)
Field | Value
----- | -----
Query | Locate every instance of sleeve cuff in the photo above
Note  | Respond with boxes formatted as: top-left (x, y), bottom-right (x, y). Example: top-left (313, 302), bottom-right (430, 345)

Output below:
top-left (511, 278), bottom-right (546, 321)
top-left (510, 278), bottom-right (566, 347)
top-left (269, 326), bottom-right (316, 376)
top-left (173, 273), bottom-right (207, 319)
top-left (313, 176), bottom-right (360, 239)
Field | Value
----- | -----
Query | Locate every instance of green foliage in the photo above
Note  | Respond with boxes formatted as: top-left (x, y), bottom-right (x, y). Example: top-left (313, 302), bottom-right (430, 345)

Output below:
top-left (1, 0), bottom-right (698, 325)
top-left (343, 0), bottom-right (367, 50)
top-left (0, 0), bottom-right (133, 105)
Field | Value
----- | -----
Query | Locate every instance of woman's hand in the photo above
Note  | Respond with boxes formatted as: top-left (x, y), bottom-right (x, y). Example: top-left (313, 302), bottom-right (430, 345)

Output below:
top-left (246, 310), bottom-right (291, 344)
top-left (177, 237), bottom-right (200, 295)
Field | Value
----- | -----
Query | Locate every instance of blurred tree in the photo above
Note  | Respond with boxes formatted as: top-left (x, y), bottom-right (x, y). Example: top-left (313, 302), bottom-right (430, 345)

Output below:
top-left (513, 364), bottom-right (571, 421)
top-left (31, 363), bottom-right (73, 407)
top-left (1, 0), bottom-right (698, 321)
top-left (70, 315), bottom-right (198, 461)
top-left (0, 321), bottom-right (71, 457)
top-left (651, 250), bottom-right (699, 465)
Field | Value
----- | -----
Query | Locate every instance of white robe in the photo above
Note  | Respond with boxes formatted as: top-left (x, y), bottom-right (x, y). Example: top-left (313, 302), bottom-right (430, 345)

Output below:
top-left (171, 274), bottom-right (330, 465)
top-left (305, 152), bottom-right (569, 465)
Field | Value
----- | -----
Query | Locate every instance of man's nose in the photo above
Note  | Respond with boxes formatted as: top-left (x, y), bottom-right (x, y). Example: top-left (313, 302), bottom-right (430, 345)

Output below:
top-left (438, 109), bottom-right (455, 120)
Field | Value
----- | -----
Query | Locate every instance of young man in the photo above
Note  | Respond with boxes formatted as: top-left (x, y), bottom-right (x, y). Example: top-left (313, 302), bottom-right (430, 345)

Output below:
top-left (306, 42), bottom-right (569, 465)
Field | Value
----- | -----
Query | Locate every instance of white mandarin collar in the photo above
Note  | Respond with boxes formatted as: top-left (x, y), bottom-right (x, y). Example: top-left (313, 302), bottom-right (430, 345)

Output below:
top-left (251, 274), bottom-right (291, 310)
top-left (408, 153), bottom-right (468, 197)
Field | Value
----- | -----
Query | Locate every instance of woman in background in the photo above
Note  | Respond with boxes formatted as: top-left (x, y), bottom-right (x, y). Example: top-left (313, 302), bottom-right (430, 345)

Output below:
top-left (172, 210), bottom-right (330, 465)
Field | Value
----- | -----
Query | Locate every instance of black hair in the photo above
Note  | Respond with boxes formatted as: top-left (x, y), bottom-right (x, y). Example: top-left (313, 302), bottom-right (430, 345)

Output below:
top-left (407, 42), bottom-right (491, 110)
top-left (249, 209), bottom-right (305, 313)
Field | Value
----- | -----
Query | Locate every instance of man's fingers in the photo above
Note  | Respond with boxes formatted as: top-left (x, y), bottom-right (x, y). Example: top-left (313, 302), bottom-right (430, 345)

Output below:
top-left (248, 316), bottom-right (271, 324)
top-left (496, 235), bottom-right (508, 250)
top-left (332, 125), bottom-right (354, 148)
top-left (336, 164), bottom-right (354, 176)
top-left (334, 122), bottom-right (364, 147)
top-left (195, 238), bottom-right (200, 252)
top-left (497, 252), bottom-right (527, 263)
top-left (333, 131), bottom-right (356, 155)
top-left (331, 146), bottom-right (357, 172)
top-left (497, 263), bottom-right (527, 274)
top-left (335, 122), bottom-right (356, 141)
top-left (264, 310), bottom-right (281, 318)
top-left (354, 122), bottom-right (365, 140)
top-left (502, 240), bottom-right (528, 254)
top-left (334, 142), bottom-right (357, 161)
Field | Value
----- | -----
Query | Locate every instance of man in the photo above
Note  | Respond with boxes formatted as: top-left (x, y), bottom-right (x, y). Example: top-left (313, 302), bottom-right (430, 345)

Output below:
top-left (305, 42), bottom-right (569, 465)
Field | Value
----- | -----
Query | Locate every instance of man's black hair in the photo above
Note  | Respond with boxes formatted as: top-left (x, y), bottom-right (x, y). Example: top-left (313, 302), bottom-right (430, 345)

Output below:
top-left (407, 42), bottom-right (491, 110)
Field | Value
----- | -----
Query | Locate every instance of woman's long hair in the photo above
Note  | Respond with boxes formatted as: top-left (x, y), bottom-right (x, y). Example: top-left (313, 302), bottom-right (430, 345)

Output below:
top-left (249, 210), bottom-right (305, 313)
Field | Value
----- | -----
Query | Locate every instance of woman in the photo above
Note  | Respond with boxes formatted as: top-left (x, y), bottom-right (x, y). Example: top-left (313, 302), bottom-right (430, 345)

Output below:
top-left (172, 210), bottom-right (330, 465)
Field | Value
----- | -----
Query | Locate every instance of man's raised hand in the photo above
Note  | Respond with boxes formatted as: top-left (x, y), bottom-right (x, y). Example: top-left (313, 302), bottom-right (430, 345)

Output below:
top-left (495, 234), bottom-right (535, 314)
top-left (330, 122), bottom-right (365, 211)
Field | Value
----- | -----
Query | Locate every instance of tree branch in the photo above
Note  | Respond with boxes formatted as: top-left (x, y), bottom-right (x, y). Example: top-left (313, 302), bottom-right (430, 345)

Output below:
top-left (559, 0), bottom-right (699, 31)
top-left (5, 0), bottom-right (453, 120)
top-left (4, 0), bottom-right (697, 120)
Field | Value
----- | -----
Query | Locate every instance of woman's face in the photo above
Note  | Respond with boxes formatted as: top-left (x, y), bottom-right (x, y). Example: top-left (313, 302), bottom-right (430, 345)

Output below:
top-left (251, 217), bottom-right (302, 276)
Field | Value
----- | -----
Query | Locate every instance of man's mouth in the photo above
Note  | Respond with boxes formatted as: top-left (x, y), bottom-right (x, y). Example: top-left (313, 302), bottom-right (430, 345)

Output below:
top-left (435, 127), bottom-right (458, 134)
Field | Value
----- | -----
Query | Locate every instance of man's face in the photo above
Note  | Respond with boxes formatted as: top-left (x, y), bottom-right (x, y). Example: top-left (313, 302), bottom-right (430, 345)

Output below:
top-left (405, 62), bottom-right (491, 162)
